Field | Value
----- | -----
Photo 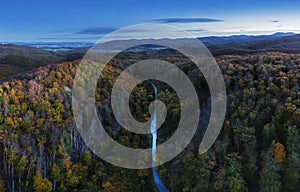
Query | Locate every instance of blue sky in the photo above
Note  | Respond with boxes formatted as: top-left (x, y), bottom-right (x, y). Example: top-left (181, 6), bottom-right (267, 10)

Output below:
top-left (1, 0), bottom-right (300, 42)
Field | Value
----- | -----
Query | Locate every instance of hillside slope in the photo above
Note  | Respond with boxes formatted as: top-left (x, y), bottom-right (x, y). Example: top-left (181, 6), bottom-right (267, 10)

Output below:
top-left (0, 44), bottom-right (86, 80)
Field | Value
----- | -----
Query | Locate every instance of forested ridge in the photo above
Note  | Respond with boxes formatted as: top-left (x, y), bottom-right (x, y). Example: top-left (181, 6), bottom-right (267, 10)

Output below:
top-left (0, 51), bottom-right (300, 191)
top-left (0, 44), bottom-right (86, 81)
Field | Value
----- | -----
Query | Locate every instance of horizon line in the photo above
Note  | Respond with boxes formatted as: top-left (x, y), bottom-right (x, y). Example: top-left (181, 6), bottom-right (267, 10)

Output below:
top-left (0, 31), bottom-right (298, 44)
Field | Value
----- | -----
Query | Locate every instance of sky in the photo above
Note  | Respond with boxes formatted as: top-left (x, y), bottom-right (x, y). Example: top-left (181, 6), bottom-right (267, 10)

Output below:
top-left (1, 0), bottom-right (300, 42)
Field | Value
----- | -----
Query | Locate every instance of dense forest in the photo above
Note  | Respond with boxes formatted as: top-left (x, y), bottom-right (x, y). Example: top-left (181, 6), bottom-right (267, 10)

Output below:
top-left (0, 50), bottom-right (300, 191)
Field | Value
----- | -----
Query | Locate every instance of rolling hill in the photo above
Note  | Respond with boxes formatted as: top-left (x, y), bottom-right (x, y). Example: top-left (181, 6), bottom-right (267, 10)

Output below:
top-left (0, 44), bottom-right (86, 80)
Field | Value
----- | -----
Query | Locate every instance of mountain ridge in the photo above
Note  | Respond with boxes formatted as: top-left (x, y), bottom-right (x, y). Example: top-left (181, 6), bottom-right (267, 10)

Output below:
top-left (1, 32), bottom-right (300, 80)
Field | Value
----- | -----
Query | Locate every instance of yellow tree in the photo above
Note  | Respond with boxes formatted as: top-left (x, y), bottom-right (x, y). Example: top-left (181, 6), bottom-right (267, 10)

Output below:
top-left (33, 170), bottom-right (52, 192)
top-left (274, 142), bottom-right (286, 163)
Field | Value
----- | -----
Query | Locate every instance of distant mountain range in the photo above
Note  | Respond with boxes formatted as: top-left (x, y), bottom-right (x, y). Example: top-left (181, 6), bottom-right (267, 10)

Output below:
top-left (199, 32), bottom-right (296, 45)
top-left (57, 32), bottom-right (298, 55)
top-left (1, 32), bottom-right (300, 80)
top-left (1, 32), bottom-right (297, 51)
top-left (203, 32), bottom-right (300, 55)
top-left (6, 42), bottom-right (94, 51)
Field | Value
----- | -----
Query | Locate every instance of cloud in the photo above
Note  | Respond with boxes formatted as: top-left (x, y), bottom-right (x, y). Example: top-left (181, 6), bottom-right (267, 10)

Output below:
top-left (37, 37), bottom-right (98, 40)
top-left (120, 29), bottom-right (150, 33)
top-left (52, 28), bottom-right (78, 33)
top-left (77, 27), bottom-right (117, 35)
top-left (151, 18), bottom-right (224, 24)
top-left (76, 27), bottom-right (151, 36)
top-left (269, 20), bottom-right (280, 23)
top-left (186, 29), bottom-right (206, 32)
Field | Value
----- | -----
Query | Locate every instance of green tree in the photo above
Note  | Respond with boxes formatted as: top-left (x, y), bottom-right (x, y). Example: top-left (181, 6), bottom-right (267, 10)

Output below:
top-left (51, 164), bottom-right (61, 191)
top-left (283, 126), bottom-right (300, 191)
top-left (224, 153), bottom-right (248, 192)
top-left (259, 144), bottom-right (281, 192)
